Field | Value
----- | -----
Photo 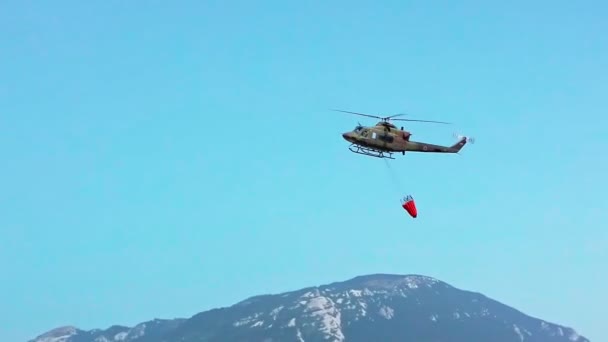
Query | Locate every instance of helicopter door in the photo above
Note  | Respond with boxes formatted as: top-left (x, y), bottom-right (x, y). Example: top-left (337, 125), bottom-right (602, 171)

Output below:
top-left (378, 134), bottom-right (393, 143)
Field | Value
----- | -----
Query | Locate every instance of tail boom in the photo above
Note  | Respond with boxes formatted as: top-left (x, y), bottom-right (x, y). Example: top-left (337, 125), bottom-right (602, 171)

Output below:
top-left (405, 136), bottom-right (469, 153)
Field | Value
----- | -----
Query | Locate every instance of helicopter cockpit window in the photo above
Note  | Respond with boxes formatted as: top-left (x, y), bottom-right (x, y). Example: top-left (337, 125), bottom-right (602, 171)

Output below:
top-left (354, 126), bottom-right (362, 133)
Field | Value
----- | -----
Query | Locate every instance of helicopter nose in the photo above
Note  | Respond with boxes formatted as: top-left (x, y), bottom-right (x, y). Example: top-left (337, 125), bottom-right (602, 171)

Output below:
top-left (342, 132), bottom-right (352, 141)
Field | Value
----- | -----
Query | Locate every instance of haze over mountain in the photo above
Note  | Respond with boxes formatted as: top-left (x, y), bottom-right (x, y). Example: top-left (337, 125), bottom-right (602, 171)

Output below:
top-left (29, 274), bottom-right (589, 342)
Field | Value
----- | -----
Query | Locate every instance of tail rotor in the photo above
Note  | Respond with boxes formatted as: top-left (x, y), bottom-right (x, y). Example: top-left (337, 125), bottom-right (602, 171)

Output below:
top-left (453, 132), bottom-right (475, 144)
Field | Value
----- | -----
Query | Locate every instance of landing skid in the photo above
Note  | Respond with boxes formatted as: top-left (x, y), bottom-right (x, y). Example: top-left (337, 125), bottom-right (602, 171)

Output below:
top-left (349, 144), bottom-right (395, 159)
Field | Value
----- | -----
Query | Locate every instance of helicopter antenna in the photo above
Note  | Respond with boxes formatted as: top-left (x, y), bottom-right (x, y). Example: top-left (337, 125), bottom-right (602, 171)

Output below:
top-left (331, 109), bottom-right (451, 125)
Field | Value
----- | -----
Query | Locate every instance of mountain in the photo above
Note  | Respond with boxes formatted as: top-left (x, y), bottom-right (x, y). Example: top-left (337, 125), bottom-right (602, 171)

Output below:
top-left (29, 319), bottom-right (186, 342)
top-left (29, 274), bottom-right (589, 342)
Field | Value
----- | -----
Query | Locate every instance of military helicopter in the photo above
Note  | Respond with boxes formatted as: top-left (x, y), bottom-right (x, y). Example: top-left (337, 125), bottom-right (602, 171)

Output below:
top-left (335, 109), bottom-right (474, 159)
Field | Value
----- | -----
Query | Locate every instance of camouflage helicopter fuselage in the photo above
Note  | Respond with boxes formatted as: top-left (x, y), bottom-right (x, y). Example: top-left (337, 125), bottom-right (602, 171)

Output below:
top-left (341, 122), bottom-right (468, 159)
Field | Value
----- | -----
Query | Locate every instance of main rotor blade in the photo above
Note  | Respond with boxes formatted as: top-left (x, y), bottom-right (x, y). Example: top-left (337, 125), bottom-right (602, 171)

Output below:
top-left (331, 109), bottom-right (444, 123)
top-left (386, 113), bottom-right (407, 119)
top-left (331, 109), bottom-right (383, 120)
top-left (391, 118), bottom-right (452, 124)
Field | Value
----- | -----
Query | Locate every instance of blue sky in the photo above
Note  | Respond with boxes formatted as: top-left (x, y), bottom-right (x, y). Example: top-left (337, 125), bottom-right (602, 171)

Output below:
top-left (1, 1), bottom-right (606, 341)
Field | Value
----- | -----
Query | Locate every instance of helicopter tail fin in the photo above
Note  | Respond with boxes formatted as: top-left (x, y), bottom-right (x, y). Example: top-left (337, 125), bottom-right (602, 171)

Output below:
top-left (450, 135), bottom-right (474, 152)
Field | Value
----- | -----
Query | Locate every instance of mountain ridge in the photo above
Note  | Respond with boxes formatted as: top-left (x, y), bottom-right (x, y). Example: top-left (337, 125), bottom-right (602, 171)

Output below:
top-left (29, 273), bottom-right (589, 342)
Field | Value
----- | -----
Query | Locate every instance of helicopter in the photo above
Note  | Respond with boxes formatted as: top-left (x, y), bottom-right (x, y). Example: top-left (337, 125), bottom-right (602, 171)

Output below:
top-left (335, 109), bottom-right (474, 159)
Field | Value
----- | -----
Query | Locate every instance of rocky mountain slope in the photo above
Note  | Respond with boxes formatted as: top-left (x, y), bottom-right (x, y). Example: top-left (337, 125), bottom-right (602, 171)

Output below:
top-left (29, 274), bottom-right (589, 342)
